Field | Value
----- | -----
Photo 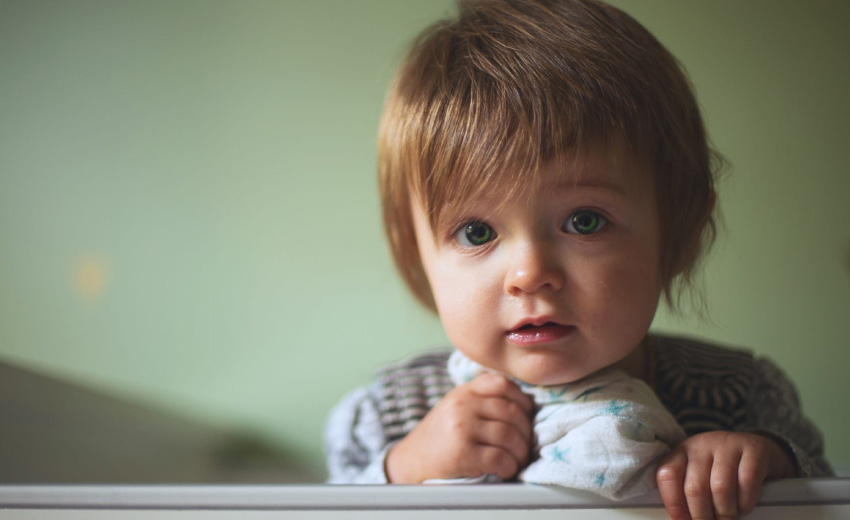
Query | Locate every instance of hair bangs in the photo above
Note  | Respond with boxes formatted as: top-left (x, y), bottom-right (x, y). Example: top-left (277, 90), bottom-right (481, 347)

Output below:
top-left (378, 0), bottom-right (720, 312)
top-left (408, 29), bottom-right (636, 231)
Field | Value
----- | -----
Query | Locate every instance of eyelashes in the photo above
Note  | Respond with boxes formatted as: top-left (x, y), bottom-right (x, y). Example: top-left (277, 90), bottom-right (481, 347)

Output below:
top-left (451, 210), bottom-right (609, 248)
top-left (455, 220), bottom-right (496, 247)
top-left (563, 210), bottom-right (607, 235)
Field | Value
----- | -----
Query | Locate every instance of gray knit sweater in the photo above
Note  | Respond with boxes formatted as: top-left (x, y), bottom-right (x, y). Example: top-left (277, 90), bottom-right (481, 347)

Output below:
top-left (324, 335), bottom-right (833, 483)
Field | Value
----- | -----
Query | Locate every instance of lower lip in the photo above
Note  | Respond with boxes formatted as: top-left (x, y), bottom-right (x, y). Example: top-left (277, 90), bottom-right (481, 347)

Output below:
top-left (506, 324), bottom-right (575, 347)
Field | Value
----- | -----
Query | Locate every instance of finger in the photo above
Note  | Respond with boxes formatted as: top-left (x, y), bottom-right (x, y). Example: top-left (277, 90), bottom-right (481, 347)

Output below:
top-left (470, 373), bottom-right (534, 414)
top-left (475, 420), bottom-right (530, 468)
top-left (469, 445), bottom-right (520, 481)
top-left (476, 397), bottom-right (533, 441)
top-left (737, 447), bottom-right (769, 514)
top-left (710, 448), bottom-right (742, 520)
top-left (656, 448), bottom-right (691, 520)
top-left (682, 450), bottom-right (714, 520)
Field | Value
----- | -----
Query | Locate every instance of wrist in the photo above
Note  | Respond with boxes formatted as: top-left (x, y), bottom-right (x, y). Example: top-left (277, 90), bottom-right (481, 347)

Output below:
top-left (772, 444), bottom-right (798, 478)
top-left (385, 440), bottom-right (420, 484)
top-left (747, 430), bottom-right (799, 478)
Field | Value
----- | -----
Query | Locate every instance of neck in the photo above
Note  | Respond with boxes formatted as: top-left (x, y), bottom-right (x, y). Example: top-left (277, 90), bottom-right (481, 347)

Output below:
top-left (611, 336), bottom-right (649, 382)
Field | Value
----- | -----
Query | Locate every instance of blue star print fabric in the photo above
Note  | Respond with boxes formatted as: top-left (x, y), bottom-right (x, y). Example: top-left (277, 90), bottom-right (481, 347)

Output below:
top-left (447, 350), bottom-right (687, 500)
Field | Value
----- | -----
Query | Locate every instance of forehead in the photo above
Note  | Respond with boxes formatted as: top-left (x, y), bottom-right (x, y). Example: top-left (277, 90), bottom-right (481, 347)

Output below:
top-left (426, 144), bottom-right (652, 223)
top-left (541, 147), bottom-right (643, 191)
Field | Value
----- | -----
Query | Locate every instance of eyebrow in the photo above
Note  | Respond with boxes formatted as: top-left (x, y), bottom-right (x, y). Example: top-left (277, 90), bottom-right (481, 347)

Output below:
top-left (547, 178), bottom-right (628, 196)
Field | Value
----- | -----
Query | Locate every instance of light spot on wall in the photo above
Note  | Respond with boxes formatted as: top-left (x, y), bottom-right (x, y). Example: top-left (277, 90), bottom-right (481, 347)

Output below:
top-left (73, 254), bottom-right (111, 303)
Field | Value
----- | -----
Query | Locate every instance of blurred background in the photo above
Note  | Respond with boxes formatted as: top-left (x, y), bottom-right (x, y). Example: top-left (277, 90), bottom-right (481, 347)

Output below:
top-left (1, 0), bottom-right (848, 482)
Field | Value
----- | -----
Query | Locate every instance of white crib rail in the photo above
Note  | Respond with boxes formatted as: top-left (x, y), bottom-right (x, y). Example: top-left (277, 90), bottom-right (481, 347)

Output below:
top-left (1, 479), bottom-right (848, 519)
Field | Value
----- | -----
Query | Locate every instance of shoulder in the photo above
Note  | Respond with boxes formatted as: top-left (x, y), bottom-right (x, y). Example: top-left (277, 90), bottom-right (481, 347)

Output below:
top-left (649, 333), bottom-right (755, 388)
top-left (377, 348), bottom-right (453, 379)
top-left (325, 349), bottom-right (452, 440)
top-left (751, 356), bottom-right (800, 404)
top-left (649, 333), bottom-right (754, 368)
top-left (648, 334), bottom-right (757, 433)
top-left (376, 348), bottom-right (454, 399)
top-left (375, 348), bottom-right (454, 443)
top-left (323, 349), bottom-right (455, 481)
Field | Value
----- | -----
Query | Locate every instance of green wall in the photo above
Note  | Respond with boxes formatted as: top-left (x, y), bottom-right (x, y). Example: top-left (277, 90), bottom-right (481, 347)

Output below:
top-left (1, 0), bottom-right (848, 477)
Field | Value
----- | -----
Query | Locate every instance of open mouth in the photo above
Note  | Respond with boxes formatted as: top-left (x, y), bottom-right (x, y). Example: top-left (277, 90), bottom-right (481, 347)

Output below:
top-left (506, 322), bottom-right (574, 346)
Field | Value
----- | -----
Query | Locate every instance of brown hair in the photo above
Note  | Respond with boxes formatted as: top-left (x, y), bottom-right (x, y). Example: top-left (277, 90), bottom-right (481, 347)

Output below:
top-left (378, 0), bottom-right (720, 311)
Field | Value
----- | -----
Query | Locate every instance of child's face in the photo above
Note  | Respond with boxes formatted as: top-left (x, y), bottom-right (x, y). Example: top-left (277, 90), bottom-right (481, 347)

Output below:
top-left (412, 146), bottom-right (663, 386)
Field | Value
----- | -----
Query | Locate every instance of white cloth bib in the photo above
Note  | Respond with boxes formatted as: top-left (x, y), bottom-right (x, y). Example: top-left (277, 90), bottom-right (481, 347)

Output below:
top-left (442, 350), bottom-right (686, 500)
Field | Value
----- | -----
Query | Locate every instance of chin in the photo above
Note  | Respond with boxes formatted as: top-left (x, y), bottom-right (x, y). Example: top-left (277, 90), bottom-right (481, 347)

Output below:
top-left (513, 369), bottom-right (576, 387)
top-left (505, 357), bottom-right (580, 387)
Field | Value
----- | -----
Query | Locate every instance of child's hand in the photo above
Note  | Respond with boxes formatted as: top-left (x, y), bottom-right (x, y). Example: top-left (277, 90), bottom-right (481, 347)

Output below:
top-left (656, 431), bottom-right (795, 520)
top-left (385, 372), bottom-right (534, 483)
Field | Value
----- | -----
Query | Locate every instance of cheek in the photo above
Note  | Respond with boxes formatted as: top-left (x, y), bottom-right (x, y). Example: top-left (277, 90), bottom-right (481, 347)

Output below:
top-left (431, 269), bottom-right (476, 315)
top-left (609, 246), bottom-right (663, 322)
top-left (428, 258), bottom-right (499, 342)
top-left (576, 244), bottom-right (662, 324)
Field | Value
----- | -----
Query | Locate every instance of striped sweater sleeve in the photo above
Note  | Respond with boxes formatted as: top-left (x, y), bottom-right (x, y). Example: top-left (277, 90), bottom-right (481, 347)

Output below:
top-left (649, 335), bottom-right (834, 477)
top-left (743, 358), bottom-right (834, 477)
top-left (323, 382), bottom-right (391, 484)
top-left (323, 349), bottom-right (453, 483)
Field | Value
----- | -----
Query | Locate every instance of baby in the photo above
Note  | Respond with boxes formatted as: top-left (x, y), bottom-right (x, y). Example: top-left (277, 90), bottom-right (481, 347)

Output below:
top-left (325, 0), bottom-right (832, 517)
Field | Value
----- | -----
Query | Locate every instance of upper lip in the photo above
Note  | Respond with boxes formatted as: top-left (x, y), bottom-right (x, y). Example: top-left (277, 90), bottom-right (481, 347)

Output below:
top-left (508, 316), bottom-right (567, 332)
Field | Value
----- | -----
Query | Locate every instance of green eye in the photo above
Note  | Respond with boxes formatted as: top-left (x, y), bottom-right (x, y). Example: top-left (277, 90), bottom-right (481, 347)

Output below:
top-left (564, 210), bottom-right (607, 235)
top-left (458, 221), bottom-right (495, 246)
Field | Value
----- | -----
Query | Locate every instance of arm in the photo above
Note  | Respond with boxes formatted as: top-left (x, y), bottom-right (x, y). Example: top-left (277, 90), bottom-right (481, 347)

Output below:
top-left (323, 383), bottom-right (391, 484)
top-left (324, 373), bottom-right (534, 484)
top-left (385, 373), bottom-right (534, 483)
top-left (742, 357), bottom-right (833, 477)
top-left (656, 357), bottom-right (832, 520)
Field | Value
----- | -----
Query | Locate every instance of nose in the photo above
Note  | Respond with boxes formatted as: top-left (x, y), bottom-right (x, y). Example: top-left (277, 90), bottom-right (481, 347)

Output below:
top-left (504, 240), bottom-right (565, 296)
